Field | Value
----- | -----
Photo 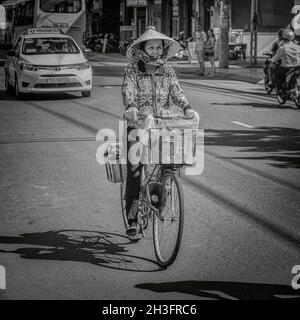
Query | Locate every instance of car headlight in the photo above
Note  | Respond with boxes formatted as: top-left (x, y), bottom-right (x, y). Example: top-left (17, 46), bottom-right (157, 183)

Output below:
top-left (73, 62), bottom-right (91, 70)
top-left (20, 63), bottom-right (38, 71)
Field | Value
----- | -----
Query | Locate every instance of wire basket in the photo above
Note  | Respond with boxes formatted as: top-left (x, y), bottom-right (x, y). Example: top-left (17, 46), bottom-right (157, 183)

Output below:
top-left (144, 116), bottom-right (200, 166)
top-left (146, 128), bottom-right (198, 165)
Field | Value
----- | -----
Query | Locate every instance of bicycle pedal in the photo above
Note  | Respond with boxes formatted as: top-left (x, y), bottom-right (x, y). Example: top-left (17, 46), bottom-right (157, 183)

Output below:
top-left (128, 232), bottom-right (143, 241)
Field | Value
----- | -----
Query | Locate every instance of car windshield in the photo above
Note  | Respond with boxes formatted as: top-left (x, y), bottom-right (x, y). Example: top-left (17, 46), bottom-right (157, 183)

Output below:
top-left (40, 0), bottom-right (82, 14)
top-left (22, 37), bottom-right (80, 55)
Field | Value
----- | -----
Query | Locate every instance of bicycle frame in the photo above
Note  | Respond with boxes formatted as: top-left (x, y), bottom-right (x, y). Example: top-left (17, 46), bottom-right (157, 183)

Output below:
top-left (130, 159), bottom-right (183, 240)
top-left (135, 164), bottom-right (164, 236)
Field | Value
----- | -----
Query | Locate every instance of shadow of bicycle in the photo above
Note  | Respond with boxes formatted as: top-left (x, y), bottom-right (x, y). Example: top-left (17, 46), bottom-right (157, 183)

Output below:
top-left (136, 280), bottom-right (300, 300)
top-left (0, 229), bottom-right (162, 272)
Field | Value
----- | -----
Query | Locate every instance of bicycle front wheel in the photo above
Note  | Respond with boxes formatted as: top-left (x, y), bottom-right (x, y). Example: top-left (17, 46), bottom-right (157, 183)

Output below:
top-left (153, 169), bottom-right (184, 267)
top-left (120, 183), bottom-right (129, 230)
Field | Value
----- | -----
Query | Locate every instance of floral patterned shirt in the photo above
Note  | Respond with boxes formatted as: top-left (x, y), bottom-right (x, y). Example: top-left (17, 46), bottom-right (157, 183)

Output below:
top-left (122, 61), bottom-right (191, 128)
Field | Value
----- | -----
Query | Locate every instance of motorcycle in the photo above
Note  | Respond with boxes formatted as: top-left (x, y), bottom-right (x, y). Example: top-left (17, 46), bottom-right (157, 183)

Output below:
top-left (174, 36), bottom-right (192, 60)
top-left (229, 44), bottom-right (247, 61)
top-left (262, 49), bottom-right (274, 94)
top-left (119, 38), bottom-right (134, 56)
top-left (94, 38), bottom-right (104, 53)
top-left (275, 66), bottom-right (300, 108)
top-left (119, 40), bottom-right (130, 56)
top-left (104, 33), bottom-right (120, 53)
top-left (85, 34), bottom-right (104, 52)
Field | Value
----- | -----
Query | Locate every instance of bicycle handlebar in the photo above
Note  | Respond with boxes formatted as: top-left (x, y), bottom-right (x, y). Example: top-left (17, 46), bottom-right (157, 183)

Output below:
top-left (124, 105), bottom-right (200, 120)
top-left (153, 115), bottom-right (195, 120)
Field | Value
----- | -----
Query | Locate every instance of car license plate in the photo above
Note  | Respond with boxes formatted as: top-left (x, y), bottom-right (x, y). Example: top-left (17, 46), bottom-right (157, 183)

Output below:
top-left (47, 78), bottom-right (70, 84)
top-left (47, 78), bottom-right (57, 84)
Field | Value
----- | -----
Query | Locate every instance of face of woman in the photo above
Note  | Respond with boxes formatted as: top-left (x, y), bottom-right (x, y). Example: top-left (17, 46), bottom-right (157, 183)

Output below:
top-left (208, 30), bottom-right (212, 36)
top-left (144, 40), bottom-right (163, 59)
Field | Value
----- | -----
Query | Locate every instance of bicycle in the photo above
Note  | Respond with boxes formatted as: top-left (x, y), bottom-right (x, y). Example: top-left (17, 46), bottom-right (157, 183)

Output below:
top-left (106, 114), bottom-right (199, 267)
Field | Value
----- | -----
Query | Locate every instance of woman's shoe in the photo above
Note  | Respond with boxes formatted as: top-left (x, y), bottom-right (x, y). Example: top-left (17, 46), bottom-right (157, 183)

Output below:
top-left (266, 83), bottom-right (273, 94)
top-left (126, 221), bottom-right (142, 240)
top-left (126, 221), bottom-right (138, 236)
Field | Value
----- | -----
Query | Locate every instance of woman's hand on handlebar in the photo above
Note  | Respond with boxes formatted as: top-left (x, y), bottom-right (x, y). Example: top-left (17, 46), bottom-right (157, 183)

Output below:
top-left (185, 109), bottom-right (199, 120)
top-left (124, 107), bottom-right (138, 121)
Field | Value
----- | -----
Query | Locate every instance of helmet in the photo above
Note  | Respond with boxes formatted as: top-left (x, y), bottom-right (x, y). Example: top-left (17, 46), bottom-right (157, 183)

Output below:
top-left (278, 28), bottom-right (285, 38)
top-left (281, 29), bottom-right (295, 41)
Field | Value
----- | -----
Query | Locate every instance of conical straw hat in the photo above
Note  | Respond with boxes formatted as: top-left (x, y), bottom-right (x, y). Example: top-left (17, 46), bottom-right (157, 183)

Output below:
top-left (126, 26), bottom-right (181, 62)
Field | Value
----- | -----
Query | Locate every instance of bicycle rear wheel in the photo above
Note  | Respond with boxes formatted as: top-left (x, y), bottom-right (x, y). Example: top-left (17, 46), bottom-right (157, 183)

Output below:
top-left (153, 169), bottom-right (184, 267)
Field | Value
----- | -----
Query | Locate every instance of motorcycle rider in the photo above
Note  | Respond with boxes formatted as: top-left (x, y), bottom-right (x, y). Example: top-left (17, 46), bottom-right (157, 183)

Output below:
top-left (269, 29), bottom-right (300, 97)
top-left (271, 28), bottom-right (285, 54)
top-left (266, 28), bottom-right (284, 89)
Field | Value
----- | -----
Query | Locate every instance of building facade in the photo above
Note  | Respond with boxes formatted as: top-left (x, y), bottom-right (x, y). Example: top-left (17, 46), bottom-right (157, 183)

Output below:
top-left (86, 0), bottom-right (120, 36)
top-left (87, 0), bottom-right (299, 56)
top-left (119, 0), bottom-right (194, 41)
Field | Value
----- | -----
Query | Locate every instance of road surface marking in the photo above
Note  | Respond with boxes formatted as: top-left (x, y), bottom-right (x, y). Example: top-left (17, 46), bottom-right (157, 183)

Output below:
top-left (27, 185), bottom-right (49, 189)
top-left (257, 78), bottom-right (265, 84)
top-left (231, 121), bottom-right (255, 128)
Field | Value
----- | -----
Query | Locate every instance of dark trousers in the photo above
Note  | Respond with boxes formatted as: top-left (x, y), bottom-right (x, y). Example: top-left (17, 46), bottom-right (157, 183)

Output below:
top-left (266, 61), bottom-right (278, 84)
top-left (274, 66), bottom-right (293, 91)
top-left (125, 128), bottom-right (140, 222)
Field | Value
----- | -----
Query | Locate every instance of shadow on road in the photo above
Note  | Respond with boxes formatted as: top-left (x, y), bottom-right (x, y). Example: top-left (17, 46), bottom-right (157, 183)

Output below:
top-left (0, 230), bottom-right (162, 272)
top-left (205, 127), bottom-right (300, 169)
top-left (179, 72), bottom-right (262, 84)
top-left (135, 280), bottom-right (300, 300)
top-left (210, 102), bottom-right (295, 109)
top-left (0, 89), bottom-right (82, 101)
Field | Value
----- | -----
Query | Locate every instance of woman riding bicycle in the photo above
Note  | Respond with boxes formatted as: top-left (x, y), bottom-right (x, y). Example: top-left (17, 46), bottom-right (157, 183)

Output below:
top-left (121, 26), bottom-right (198, 239)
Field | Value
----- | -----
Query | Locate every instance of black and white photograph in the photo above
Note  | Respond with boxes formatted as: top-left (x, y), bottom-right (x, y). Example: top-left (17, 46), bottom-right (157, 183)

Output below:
top-left (0, 0), bottom-right (299, 307)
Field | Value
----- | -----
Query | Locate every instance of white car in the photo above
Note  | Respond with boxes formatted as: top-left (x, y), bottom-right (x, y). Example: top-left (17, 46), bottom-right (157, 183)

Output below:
top-left (5, 28), bottom-right (92, 98)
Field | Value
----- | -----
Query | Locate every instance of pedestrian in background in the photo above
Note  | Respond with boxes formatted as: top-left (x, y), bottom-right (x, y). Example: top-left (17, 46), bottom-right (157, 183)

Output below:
top-left (205, 29), bottom-right (216, 76)
top-left (195, 25), bottom-right (207, 76)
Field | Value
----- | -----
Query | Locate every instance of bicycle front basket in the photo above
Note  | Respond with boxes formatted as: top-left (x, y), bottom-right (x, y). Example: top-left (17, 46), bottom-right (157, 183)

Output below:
top-left (147, 128), bottom-right (197, 166)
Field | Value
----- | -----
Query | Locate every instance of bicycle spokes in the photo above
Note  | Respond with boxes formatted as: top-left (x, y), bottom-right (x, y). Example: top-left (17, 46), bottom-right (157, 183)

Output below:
top-left (153, 170), bottom-right (184, 267)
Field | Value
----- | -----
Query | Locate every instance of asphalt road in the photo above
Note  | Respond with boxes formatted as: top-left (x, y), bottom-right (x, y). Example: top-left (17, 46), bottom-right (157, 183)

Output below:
top-left (0, 65), bottom-right (299, 300)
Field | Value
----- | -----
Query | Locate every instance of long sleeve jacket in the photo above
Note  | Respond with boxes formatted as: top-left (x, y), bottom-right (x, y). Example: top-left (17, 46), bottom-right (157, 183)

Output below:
top-left (271, 41), bottom-right (300, 67)
top-left (122, 61), bottom-right (191, 128)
